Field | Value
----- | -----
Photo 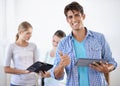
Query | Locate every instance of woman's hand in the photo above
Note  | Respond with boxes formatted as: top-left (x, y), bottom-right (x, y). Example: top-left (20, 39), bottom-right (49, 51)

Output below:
top-left (39, 71), bottom-right (50, 78)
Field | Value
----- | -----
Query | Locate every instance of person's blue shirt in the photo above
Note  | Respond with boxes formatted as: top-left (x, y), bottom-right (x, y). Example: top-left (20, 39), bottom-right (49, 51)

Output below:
top-left (51, 28), bottom-right (117, 86)
top-left (73, 37), bottom-right (89, 86)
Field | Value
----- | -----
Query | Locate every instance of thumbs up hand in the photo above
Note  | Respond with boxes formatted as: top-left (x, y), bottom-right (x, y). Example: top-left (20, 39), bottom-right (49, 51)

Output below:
top-left (59, 51), bottom-right (70, 67)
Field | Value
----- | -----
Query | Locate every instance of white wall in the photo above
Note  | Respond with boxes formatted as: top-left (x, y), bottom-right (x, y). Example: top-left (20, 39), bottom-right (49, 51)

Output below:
top-left (0, 0), bottom-right (120, 86)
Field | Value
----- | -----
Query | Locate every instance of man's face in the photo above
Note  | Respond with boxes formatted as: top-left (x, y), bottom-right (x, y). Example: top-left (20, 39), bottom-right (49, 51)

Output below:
top-left (66, 10), bottom-right (85, 31)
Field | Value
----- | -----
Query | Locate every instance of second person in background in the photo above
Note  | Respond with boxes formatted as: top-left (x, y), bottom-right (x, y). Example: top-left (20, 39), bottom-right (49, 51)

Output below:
top-left (41, 30), bottom-right (66, 86)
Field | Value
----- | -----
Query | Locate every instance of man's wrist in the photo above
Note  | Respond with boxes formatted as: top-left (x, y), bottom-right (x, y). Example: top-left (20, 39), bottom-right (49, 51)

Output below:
top-left (59, 61), bottom-right (65, 68)
top-left (108, 64), bottom-right (115, 72)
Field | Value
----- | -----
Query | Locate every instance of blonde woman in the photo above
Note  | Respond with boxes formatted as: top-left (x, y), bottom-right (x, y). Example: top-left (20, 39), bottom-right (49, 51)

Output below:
top-left (4, 21), bottom-right (39, 86)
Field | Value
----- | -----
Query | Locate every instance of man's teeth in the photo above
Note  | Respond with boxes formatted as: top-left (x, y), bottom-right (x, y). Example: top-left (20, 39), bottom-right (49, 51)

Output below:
top-left (73, 23), bottom-right (78, 25)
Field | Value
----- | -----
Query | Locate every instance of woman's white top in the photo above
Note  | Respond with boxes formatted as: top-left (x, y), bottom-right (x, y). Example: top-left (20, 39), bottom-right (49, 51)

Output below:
top-left (4, 42), bottom-right (39, 86)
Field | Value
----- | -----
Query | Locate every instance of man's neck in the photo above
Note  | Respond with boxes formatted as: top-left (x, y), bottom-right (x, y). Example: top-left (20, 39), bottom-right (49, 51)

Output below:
top-left (73, 27), bottom-right (86, 42)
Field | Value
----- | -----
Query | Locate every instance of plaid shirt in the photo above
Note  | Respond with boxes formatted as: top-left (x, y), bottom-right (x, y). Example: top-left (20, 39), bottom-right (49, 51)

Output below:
top-left (51, 28), bottom-right (117, 86)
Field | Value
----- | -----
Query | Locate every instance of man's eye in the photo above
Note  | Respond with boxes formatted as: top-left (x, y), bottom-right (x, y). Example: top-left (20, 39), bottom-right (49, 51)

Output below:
top-left (75, 14), bottom-right (80, 17)
top-left (68, 16), bottom-right (73, 19)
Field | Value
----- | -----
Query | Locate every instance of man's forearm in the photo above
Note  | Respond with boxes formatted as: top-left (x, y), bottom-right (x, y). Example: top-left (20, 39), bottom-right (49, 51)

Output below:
top-left (54, 63), bottom-right (65, 79)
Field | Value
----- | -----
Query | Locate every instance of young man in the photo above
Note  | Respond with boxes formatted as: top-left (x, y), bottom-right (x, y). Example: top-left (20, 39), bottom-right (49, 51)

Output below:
top-left (50, 1), bottom-right (117, 86)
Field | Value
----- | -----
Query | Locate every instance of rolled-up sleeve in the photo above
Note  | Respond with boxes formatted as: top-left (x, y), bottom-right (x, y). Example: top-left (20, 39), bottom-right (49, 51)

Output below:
top-left (102, 35), bottom-right (117, 69)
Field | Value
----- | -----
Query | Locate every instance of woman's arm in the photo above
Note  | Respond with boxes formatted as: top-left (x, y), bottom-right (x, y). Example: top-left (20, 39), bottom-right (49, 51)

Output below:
top-left (4, 66), bottom-right (30, 74)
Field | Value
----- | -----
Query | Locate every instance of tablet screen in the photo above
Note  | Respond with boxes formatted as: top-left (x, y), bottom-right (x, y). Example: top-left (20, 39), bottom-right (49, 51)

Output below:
top-left (75, 58), bottom-right (106, 66)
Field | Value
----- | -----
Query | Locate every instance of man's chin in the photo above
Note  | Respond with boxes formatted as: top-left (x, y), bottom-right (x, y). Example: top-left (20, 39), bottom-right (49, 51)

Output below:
top-left (25, 39), bottom-right (29, 42)
top-left (73, 28), bottom-right (80, 31)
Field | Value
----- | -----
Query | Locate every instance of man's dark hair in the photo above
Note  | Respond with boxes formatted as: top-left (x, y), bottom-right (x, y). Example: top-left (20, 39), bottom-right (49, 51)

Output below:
top-left (64, 1), bottom-right (84, 17)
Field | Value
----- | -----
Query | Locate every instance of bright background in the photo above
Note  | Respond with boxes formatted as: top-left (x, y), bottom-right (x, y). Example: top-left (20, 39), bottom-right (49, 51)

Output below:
top-left (0, 0), bottom-right (120, 86)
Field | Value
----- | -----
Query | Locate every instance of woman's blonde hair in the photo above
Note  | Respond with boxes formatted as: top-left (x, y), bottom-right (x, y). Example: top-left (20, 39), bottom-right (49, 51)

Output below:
top-left (16, 21), bottom-right (33, 41)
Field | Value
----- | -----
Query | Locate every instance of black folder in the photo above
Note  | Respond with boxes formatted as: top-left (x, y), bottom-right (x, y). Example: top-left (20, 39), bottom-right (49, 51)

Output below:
top-left (27, 61), bottom-right (53, 73)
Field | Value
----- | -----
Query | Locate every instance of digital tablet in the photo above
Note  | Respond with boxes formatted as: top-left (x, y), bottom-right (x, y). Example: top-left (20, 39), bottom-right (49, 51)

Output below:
top-left (27, 61), bottom-right (53, 73)
top-left (75, 58), bottom-right (106, 66)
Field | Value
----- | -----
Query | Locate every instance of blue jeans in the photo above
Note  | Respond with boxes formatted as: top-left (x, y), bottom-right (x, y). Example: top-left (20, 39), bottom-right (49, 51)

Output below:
top-left (10, 84), bottom-right (20, 86)
top-left (10, 83), bottom-right (36, 86)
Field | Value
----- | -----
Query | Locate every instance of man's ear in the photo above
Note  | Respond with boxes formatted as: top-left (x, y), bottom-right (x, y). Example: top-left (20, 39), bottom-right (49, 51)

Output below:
top-left (82, 14), bottom-right (86, 20)
top-left (66, 17), bottom-right (69, 23)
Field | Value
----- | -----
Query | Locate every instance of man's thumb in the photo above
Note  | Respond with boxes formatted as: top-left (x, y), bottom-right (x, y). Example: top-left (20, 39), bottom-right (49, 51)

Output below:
top-left (59, 51), bottom-right (63, 57)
